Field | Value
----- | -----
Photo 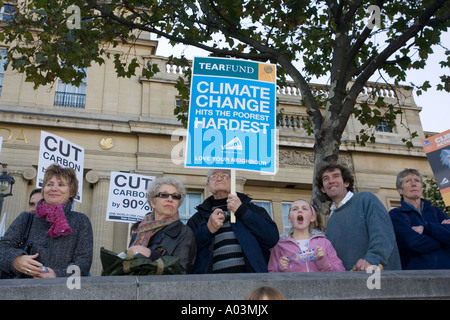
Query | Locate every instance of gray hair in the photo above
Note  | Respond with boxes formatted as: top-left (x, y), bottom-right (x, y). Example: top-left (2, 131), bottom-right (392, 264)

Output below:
top-left (396, 168), bottom-right (423, 189)
top-left (206, 169), bottom-right (231, 182)
top-left (147, 176), bottom-right (186, 205)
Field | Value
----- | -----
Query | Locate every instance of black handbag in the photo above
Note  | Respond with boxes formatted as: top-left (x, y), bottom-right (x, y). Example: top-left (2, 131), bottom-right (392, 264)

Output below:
top-left (100, 247), bottom-right (181, 276)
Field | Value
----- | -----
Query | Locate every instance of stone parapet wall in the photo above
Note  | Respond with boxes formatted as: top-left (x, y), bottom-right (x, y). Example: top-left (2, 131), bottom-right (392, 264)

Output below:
top-left (0, 270), bottom-right (448, 300)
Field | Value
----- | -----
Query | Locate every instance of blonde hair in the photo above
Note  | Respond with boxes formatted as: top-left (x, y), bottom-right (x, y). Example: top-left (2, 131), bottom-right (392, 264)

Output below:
top-left (245, 286), bottom-right (285, 300)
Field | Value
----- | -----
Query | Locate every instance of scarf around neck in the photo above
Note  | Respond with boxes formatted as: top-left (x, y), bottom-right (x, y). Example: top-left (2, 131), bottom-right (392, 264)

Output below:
top-left (35, 200), bottom-right (73, 238)
top-left (132, 211), bottom-right (179, 248)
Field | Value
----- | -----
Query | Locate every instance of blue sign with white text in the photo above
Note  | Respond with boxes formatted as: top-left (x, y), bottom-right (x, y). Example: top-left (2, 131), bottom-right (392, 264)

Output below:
top-left (185, 57), bottom-right (277, 174)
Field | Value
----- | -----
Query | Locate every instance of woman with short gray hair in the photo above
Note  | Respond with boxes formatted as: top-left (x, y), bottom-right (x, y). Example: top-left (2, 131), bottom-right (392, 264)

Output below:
top-left (395, 168), bottom-right (423, 191)
top-left (389, 168), bottom-right (450, 270)
top-left (128, 176), bottom-right (196, 274)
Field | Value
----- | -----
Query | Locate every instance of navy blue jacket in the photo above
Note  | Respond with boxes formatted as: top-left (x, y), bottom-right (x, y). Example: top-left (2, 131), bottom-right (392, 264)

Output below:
top-left (187, 193), bottom-right (279, 273)
top-left (389, 199), bottom-right (450, 270)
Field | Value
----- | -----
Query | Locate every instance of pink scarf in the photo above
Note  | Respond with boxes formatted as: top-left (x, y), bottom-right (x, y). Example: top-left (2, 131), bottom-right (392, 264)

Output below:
top-left (132, 211), bottom-right (179, 247)
top-left (35, 201), bottom-right (72, 238)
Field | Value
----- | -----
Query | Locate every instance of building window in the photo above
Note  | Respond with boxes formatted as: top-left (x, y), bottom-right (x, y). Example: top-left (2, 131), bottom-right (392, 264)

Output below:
top-left (388, 200), bottom-right (401, 211)
top-left (282, 202), bottom-right (293, 235)
top-left (178, 192), bottom-right (202, 224)
top-left (0, 49), bottom-right (6, 96)
top-left (252, 200), bottom-right (273, 219)
top-left (0, 4), bottom-right (14, 22)
top-left (54, 68), bottom-right (87, 108)
top-left (376, 121), bottom-right (393, 133)
top-left (175, 98), bottom-right (188, 118)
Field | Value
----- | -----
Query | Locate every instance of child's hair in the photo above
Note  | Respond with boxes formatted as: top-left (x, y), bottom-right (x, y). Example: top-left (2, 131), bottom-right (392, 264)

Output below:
top-left (245, 286), bottom-right (285, 300)
top-left (288, 199), bottom-right (323, 236)
top-left (311, 202), bottom-right (323, 231)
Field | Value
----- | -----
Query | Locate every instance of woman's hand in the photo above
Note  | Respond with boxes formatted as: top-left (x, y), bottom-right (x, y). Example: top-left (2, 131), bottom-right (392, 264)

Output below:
top-left (13, 253), bottom-right (41, 275)
top-left (128, 245), bottom-right (151, 258)
top-left (412, 225), bottom-right (424, 234)
top-left (33, 267), bottom-right (56, 278)
top-left (13, 253), bottom-right (44, 276)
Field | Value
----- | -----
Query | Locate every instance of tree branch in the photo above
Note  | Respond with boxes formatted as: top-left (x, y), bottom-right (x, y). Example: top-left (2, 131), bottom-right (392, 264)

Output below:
top-left (85, 0), bottom-right (273, 61)
top-left (341, 0), bottom-right (449, 125)
top-left (344, 0), bottom-right (386, 79)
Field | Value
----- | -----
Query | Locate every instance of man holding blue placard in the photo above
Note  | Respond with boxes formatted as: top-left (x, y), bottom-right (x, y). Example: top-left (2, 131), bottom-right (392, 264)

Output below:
top-left (186, 57), bottom-right (278, 273)
top-left (187, 169), bottom-right (279, 273)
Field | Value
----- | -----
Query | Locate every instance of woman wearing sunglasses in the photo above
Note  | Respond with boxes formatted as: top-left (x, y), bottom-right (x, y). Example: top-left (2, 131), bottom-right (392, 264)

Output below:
top-left (128, 176), bottom-right (196, 274)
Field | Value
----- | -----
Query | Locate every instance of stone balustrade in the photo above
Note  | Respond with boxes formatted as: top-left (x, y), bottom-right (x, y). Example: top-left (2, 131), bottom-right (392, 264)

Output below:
top-left (0, 270), bottom-right (448, 300)
top-left (162, 57), bottom-right (414, 106)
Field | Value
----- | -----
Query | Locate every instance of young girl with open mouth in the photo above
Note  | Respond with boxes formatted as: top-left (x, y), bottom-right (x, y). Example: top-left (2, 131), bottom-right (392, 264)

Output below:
top-left (268, 199), bottom-right (345, 272)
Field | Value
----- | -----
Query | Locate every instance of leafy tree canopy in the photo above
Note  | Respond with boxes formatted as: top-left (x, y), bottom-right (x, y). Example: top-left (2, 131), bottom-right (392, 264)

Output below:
top-left (1, 1), bottom-right (448, 135)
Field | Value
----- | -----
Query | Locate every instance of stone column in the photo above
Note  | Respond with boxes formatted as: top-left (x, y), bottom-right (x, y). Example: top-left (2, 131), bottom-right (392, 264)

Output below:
top-left (3, 166), bottom-right (36, 229)
top-left (235, 175), bottom-right (247, 193)
top-left (85, 170), bottom-right (114, 276)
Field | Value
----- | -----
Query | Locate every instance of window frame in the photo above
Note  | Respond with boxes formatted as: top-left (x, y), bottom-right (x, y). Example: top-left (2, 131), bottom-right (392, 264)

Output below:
top-left (54, 68), bottom-right (87, 108)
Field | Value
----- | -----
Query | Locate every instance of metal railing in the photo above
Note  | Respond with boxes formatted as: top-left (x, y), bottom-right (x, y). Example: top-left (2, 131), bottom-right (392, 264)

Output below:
top-left (54, 91), bottom-right (86, 108)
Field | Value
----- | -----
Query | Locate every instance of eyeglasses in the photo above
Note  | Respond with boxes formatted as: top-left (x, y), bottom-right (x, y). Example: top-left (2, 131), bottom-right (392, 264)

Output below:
top-left (210, 173), bottom-right (230, 181)
top-left (154, 193), bottom-right (182, 200)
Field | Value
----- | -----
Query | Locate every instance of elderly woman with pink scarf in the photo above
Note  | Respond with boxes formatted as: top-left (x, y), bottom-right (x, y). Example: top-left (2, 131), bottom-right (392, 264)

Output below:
top-left (128, 176), bottom-right (196, 274)
top-left (0, 164), bottom-right (93, 278)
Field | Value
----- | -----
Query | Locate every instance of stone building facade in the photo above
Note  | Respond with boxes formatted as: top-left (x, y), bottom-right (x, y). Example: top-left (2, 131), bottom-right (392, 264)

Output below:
top-left (0, 37), bottom-right (434, 275)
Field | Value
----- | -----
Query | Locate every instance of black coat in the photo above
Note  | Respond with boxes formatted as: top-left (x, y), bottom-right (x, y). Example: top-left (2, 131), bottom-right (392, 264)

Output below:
top-left (187, 192), bottom-right (279, 273)
top-left (132, 220), bottom-right (196, 274)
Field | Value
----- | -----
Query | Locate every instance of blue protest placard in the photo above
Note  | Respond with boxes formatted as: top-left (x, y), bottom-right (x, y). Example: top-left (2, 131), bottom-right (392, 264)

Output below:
top-left (185, 57), bottom-right (277, 174)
